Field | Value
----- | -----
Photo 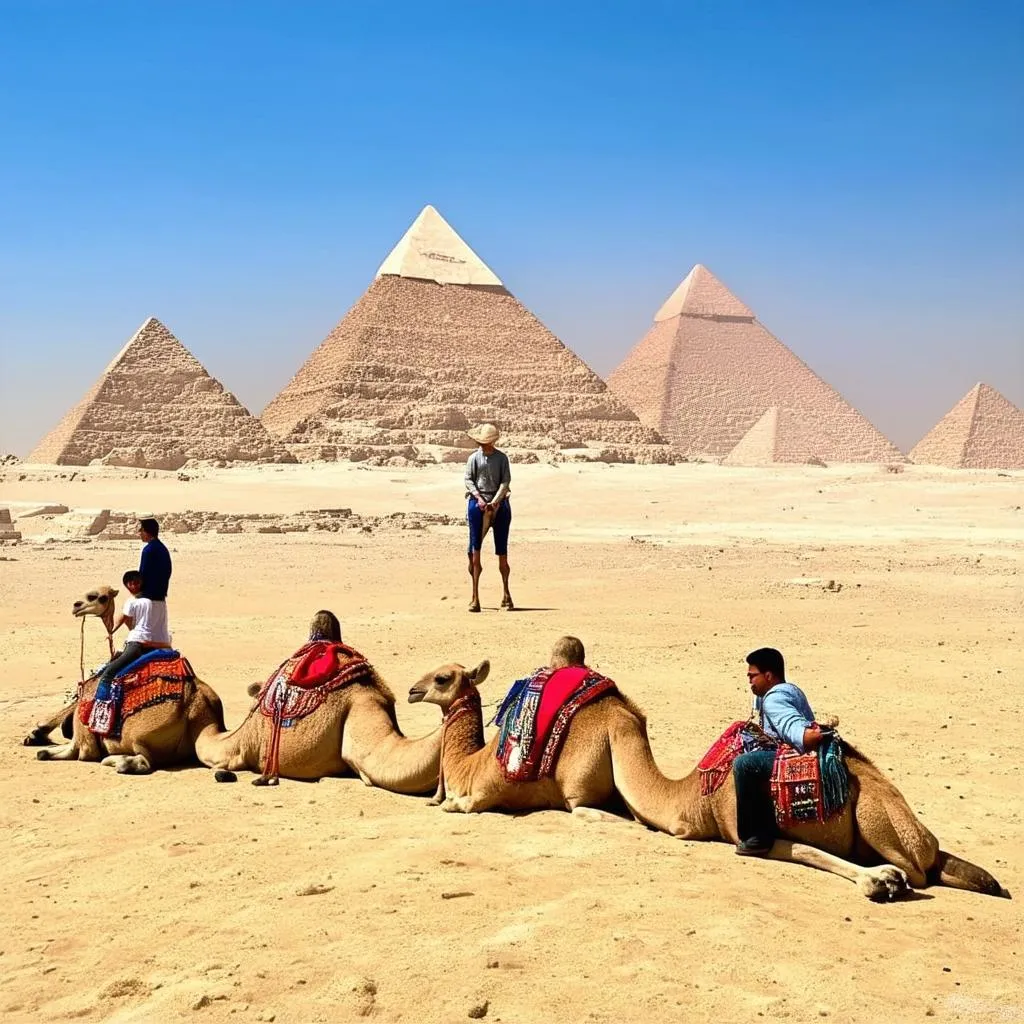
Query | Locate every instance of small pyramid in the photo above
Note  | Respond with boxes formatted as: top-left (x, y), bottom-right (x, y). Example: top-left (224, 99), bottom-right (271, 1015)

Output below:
top-left (376, 205), bottom-right (503, 287)
top-left (607, 264), bottom-right (905, 463)
top-left (723, 406), bottom-right (828, 466)
top-left (262, 205), bottom-right (669, 463)
top-left (909, 383), bottom-right (1024, 469)
top-left (28, 317), bottom-right (294, 469)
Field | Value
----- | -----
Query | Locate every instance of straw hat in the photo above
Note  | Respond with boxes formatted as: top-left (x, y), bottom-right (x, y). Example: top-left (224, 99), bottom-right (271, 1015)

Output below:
top-left (467, 423), bottom-right (500, 445)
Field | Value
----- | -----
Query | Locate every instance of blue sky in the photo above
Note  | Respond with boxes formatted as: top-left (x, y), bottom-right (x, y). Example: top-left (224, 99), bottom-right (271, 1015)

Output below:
top-left (1, 0), bottom-right (1021, 455)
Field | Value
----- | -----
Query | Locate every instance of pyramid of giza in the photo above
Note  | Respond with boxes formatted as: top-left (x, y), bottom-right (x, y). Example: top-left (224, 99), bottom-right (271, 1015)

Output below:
top-left (722, 406), bottom-right (828, 466)
top-left (261, 205), bottom-right (669, 464)
top-left (909, 383), bottom-right (1024, 469)
top-left (607, 265), bottom-right (905, 462)
top-left (28, 317), bottom-right (294, 469)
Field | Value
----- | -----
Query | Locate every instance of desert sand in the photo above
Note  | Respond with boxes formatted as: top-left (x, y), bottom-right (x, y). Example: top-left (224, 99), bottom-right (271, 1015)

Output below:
top-left (1, 461), bottom-right (1021, 1024)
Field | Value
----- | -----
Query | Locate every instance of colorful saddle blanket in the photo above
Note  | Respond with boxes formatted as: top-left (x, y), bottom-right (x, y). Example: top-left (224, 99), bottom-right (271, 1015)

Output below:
top-left (255, 641), bottom-right (373, 725)
top-left (494, 666), bottom-right (617, 783)
top-left (697, 721), bottom-right (849, 830)
top-left (79, 650), bottom-right (193, 739)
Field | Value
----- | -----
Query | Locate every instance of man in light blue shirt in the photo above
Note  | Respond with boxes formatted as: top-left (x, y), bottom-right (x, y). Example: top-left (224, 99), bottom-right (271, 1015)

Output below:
top-left (464, 423), bottom-right (513, 613)
top-left (733, 647), bottom-right (831, 856)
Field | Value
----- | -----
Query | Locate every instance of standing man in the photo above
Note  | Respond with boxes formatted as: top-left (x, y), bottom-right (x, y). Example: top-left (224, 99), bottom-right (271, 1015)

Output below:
top-left (138, 517), bottom-right (172, 602)
top-left (732, 647), bottom-right (830, 856)
top-left (463, 423), bottom-right (513, 613)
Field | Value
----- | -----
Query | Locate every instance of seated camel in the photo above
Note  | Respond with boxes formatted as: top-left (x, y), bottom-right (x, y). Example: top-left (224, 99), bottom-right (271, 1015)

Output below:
top-left (408, 642), bottom-right (1008, 902)
top-left (192, 611), bottom-right (442, 792)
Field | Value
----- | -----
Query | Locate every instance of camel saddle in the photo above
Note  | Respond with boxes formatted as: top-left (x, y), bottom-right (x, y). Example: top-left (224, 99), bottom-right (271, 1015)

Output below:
top-left (79, 649), bottom-right (193, 739)
top-left (494, 665), bottom-right (617, 783)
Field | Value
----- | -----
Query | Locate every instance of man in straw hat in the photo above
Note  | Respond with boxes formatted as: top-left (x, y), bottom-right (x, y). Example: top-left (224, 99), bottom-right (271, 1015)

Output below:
top-left (464, 423), bottom-right (513, 612)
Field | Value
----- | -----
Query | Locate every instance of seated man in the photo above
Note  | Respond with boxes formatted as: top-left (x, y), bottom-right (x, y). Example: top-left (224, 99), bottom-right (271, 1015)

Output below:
top-left (550, 634), bottom-right (585, 669)
top-left (95, 570), bottom-right (172, 688)
top-left (733, 646), bottom-right (830, 857)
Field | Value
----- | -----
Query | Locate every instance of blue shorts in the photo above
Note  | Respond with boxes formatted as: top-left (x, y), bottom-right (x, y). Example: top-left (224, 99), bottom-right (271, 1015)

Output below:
top-left (467, 498), bottom-right (511, 556)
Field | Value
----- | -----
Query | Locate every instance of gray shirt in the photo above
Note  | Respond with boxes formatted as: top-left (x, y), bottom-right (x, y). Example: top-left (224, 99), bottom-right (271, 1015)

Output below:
top-left (464, 449), bottom-right (511, 503)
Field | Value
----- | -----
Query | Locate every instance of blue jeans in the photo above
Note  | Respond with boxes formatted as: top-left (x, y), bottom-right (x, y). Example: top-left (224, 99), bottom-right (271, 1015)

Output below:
top-left (467, 498), bottom-right (511, 555)
top-left (97, 642), bottom-right (147, 688)
top-left (733, 749), bottom-right (778, 842)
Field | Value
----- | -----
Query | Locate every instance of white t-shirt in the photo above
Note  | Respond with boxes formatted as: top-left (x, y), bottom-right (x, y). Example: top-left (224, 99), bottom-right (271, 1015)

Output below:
top-left (124, 597), bottom-right (171, 645)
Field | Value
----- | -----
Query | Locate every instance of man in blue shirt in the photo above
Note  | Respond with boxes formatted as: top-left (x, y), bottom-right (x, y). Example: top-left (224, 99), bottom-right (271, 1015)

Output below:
top-left (733, 647), bottom-right (830, 856)
top-left (138, 518), bottom-right (172, 602)
top-left (463, 423), bottom-right (513, 613)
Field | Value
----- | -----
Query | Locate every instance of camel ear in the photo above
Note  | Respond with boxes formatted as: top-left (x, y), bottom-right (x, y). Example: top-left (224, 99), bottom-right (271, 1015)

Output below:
top-left (246, 682), bottom-right (261, 698)
top-left (469, 659), bottom-right (490, 687)
top-left (112, 587), bottom-right (119, 598)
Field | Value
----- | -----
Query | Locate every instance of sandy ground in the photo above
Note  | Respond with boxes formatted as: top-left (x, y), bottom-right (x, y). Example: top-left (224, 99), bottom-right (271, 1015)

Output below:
top-left (1, 462), bottom-right (1022, 1024)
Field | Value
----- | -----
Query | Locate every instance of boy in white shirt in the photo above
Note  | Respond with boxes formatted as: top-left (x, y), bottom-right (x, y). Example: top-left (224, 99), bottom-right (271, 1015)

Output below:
top-left (95, 570), bottom-right (172, 687)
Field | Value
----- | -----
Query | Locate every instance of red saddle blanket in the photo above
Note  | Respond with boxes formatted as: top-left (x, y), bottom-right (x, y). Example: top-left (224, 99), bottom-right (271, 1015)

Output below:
top-left (79, 655), bottom-right (194, 739)
top-left (495, 665), bottom-right (617, 783)
top-left (255, 641), bottom-right (373, 723)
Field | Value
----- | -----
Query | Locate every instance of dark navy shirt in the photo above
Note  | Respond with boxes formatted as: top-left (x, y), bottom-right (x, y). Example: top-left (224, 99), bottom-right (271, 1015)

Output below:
top-left (140, 537), bottom-right (172, 601)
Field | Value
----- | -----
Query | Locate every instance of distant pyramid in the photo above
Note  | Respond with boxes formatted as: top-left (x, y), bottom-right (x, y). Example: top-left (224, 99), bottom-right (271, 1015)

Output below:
top-left (28, 317), bottom-right (294, 469)
top-left (722, 406), bottom-right (828, 466)
top-left (607, 265), bottom-right (905, 462)
top-left (261, 205), bottom-right (668, 463)
top-left (909, 383), bottom-right (1024, 469)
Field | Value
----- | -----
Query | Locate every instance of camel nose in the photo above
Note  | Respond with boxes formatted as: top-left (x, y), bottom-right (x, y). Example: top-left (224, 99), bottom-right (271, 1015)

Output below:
top-left (73, 601), bottom-right (84, 609)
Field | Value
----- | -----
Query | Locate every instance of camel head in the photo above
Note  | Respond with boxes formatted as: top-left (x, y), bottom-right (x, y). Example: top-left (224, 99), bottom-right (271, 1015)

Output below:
top-left (73, 585), bottom-right (119, 633)
top-left (407, 660), bottom-right (490, 710)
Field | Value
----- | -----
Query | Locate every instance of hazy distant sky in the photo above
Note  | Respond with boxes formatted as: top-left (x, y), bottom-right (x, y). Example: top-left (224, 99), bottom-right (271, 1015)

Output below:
top-left (1, 1), bottom-right (1021, 456)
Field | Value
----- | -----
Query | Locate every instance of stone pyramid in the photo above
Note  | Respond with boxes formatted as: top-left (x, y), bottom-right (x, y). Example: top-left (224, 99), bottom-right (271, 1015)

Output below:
top-left (261, 205), bottom-right (669, 464)
top-left (722, 406), bottom-right (828, 466)
top-left (28, 317), bottom-right (294, 469)
top-left (607, 265), bottom-right (905, 462)
top-left (909, 383), bottom-right (1024, 469)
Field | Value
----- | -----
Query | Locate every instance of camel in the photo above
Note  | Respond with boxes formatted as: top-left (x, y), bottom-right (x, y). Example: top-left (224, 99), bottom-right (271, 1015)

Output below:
top-left (191, 625), bottom-right (443, 792)
top-left (408, 648), bottom-right (1009, 901)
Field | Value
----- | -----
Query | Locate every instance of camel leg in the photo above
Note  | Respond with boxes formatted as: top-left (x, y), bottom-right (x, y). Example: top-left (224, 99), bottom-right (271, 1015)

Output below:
top-left (767, 840), bottom-right (911, 901)
top-left (23, 699), bottom-right (79, 746)
top-left (571, 806), bottom-right (626, 824)
top-left (36, 740), bottom-right (80, 762)
top-left (99, 753), bottom-right (153, 774)
top-left (100, 743), bottom-right (154, 775)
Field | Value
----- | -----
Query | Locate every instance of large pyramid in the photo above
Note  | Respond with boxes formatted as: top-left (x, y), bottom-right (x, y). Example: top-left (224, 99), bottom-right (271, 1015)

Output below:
top-left (28, 317), bottom-right (294, 469)
top-left (261, 205), bottom-right (669, 463)
top-left (607, 265), bottom-right (905, 462)
top-left (722, 406), bottom-right (828, 466)
top-left (909, 383), bottom-right (1024, 469)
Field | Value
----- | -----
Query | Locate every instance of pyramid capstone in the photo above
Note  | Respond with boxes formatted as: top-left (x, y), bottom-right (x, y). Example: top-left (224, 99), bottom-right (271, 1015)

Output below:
top-left (909, 383), bottom-right (1024, 469)
top-left (262, 206), bottom-right (672, 464)
top-left (28, 317), bottom-right (295, 469)
top-left (607, 265), bottom-right (905, 463)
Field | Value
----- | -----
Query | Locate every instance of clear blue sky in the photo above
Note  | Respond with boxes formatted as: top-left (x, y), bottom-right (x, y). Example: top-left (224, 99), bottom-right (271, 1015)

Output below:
top-left (1, 1), bottom-right (1021, 455)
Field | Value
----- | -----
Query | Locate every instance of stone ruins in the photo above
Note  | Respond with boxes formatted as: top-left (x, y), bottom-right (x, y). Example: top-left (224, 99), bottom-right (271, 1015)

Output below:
top-left (261, 205), bottom-right (671, 464)
top-left (909, 383), bottom-right (1024, 469)
top-left (28, 317), bottom-right (294, 469)
top-left (607, 265), bottom-right (906, 463)
top-left (722, 406), bottom-right (827, 467)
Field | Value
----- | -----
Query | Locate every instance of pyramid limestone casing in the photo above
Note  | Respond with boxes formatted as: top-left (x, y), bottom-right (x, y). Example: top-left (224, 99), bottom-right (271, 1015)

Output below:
top-left (723, 406), bottom-right (828, 465)
top-left (909, 383), bottom-right (1024, 469)
top-left (28, 318), bottom-right (294, 469)
top-left (262, 207), bottom-right (668, 462)
top-left (607, 265), bottom-right (905, 463)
